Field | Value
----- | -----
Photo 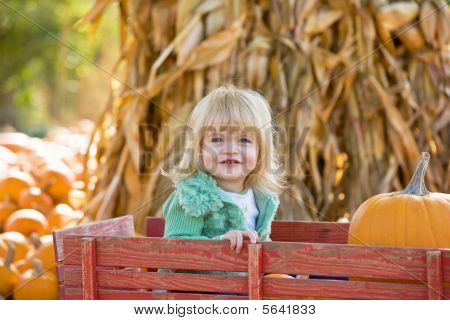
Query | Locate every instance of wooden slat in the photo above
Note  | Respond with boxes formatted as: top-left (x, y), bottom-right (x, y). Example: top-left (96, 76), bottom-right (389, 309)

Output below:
top-left (82, 238), bottom-right (97, 299)
top-left (427, 250), bottom-right (443, 300)
top-left (146, 217), bottom-right (164, 238)
top-left (145, 217), bottom-right (350, 243)
top-left (248, 244), bottom-right (263, 300)
top-left (64, 236), bottom-right (249, 272)
top-left (64, 267), bottom-right (248, 293)
top-left (58, 284), bottom-right (65, 300)
top-left (262, 242), bottom-right (429, 281)
top-left (56, 265), bottom-right (64, 285)
top-left (262, 278), bottom-right (429, 300)
top-left (53, 215), bottom-right (134, 262)
top-left (64, 287), bottom-right (248, 300)
top-left (62, 280), bottom-right (443, 300)
top-left (442, 250), bottom-right (450, 283)
top-left (270, 221), bottom-right (349, 243)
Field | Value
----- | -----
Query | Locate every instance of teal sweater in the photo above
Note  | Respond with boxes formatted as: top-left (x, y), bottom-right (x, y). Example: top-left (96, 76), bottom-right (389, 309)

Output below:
top-left (163, 170), bottom-right (280, 241)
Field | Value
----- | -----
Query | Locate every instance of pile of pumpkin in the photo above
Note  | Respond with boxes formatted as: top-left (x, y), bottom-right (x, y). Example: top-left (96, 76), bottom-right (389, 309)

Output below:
top-left (0, 127), bottom-right (92, 300)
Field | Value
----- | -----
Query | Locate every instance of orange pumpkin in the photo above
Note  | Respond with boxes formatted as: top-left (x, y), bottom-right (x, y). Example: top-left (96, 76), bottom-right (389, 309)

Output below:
top-left (0, 146), bottom-right (18, 166)
top-left (0, 232), bottom-right (31, 262)
top-left (0, 197), bottom-right (17, 229)
top-left (348, 152), bottom-right (450, 248)
top-left (4, 209), bottom-right (50, 236)
top-left (264, 273), bottom-right (295, 279)
top-left (24, 233), bottom-right (56, 273)
top-left (0, 240), bottom-right (6, 259)
top-left (18, 187), bottom-right (54, 213)
top-left (13, 259), bottom-right (58, 300)
top-left (68, 189), bottom-right (87, 210)
top-left (0, 241), bottom-right (20, 298)
top-left (0, 132), bottom-right (31, 154)
top-left (40, 164), bottom-right (75, 202)
top-left (13, 259), bottom-right (30, 273)
top-left (0, 170), bottom-right (35, 203)
top-left (0, 159), bottom-right (8, 180)
top-left (47, 204), bottom-right (83, 230)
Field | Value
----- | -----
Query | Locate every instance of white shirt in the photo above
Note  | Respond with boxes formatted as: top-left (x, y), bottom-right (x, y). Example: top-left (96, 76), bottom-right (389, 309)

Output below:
top-left (218, 187), bottom-right (260, 231)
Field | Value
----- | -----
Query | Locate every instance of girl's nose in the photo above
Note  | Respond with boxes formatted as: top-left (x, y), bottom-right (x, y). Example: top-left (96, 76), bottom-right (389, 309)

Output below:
top-left (224, 149), bottom-right (239, 155)
top-left (224, 143), bottom-right (239, 154)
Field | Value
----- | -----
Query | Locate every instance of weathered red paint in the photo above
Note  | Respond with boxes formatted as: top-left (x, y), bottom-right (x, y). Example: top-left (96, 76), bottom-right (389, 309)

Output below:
top-left (55, 217), bottom-right (450, 300)
top-left (82, 238), bottom-right (97, 299)
top-left (248, 244), bottom-right (263, 299)
top-left (427, 251), bottom-right (443, 299)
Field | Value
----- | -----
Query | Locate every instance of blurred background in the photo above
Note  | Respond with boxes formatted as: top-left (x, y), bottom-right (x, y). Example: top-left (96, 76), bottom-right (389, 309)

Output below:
top-left (1, 0), bottom-right (449, 226)
top-left (0, 0), bottom-right (118, 134)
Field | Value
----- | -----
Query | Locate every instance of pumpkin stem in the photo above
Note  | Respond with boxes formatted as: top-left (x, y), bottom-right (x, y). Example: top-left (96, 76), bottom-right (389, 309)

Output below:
top-left (29, 232), bottom-right (42, 249)
top-left (401, 152), bottom-right (430, 196)
top-left (33, 259), bottom-right (44, 277)
top-left (4, 240), bottom-right (16, 267)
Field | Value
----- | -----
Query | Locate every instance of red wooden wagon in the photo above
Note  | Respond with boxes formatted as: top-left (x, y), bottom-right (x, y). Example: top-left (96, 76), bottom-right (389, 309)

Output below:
top-left (53, 216), bottom-right (449, 300)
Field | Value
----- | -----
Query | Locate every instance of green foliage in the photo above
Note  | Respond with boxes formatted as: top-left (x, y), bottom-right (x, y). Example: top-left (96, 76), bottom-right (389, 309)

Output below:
top-left (0, 0), bottom-right (117, 135)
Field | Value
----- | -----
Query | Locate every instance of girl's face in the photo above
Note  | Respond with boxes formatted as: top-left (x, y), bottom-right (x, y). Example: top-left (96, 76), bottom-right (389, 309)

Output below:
top-left (201, 126), bottom-right (259, 192)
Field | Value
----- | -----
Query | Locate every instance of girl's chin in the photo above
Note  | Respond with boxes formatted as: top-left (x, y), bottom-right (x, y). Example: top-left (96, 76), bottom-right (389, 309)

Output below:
top-left (212, 171), bottom-right (246, 180)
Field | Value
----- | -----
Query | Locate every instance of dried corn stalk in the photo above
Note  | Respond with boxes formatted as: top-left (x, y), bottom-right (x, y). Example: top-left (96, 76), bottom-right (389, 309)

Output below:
top-left (80, 0), bottom-right (449, 231)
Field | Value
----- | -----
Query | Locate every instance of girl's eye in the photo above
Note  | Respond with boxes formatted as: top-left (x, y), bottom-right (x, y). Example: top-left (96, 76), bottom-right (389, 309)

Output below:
top-left (240, 138), bottom-right (252, 144)
top-left (211, 137), bottom-right (223, 143)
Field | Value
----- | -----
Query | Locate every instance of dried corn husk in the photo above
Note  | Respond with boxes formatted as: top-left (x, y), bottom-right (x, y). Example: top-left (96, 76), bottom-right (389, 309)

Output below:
top-left (376, 2), bottom-right (419, 31)
top-left (79, 0), bottom-right (450, 230)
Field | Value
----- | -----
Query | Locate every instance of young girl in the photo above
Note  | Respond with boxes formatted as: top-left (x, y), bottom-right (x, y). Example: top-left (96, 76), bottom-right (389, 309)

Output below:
top-left (161, 85), bottom-right (285, 254)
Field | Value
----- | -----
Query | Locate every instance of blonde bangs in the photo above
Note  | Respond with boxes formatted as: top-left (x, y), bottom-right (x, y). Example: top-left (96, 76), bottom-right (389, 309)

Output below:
top-left (201, 92), bottom-right (264, 130)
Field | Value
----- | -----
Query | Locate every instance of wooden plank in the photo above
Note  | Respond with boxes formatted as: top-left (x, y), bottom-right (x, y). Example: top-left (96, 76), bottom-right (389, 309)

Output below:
top-left (248, 244), bottom-right (263, 300)
top-left (58, 284), bottom-right (65, 300)
top-left (426, 250), bottom-right (443, 300)
top-left (59, 264), bottom-right (139, 285)
top-left (271, 221), bottom-right (349, 243)
top-left (56, 265), bottom-right (64, 285)
top-left (442, 250), bottom-right (450, 283)
top-left (53, 215), bottom-right (134, 262)
top-left (82, 238), bottom-right (97, 300)
top-left (64, 236), bottom-right (249, 272)
top-left (145, 217), bottom-right (350, 243)
top-left (262, 278), bottom-right (428, 300)
top-left (262, 242), bottom-right (431, 281)
top-left (64, 267), bottom-right (248, 293)
top-left (64, 287), bottom-right (248, 300)
top-left (146, 217), bottom-right (164, 238)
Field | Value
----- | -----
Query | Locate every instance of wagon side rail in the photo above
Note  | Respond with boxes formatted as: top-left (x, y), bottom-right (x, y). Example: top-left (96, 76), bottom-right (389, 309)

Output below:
top-left (61, 235), bottom-right (449, 300)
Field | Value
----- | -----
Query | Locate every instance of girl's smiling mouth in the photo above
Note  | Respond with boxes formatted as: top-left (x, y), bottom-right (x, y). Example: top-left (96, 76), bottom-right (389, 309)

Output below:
top-left (220, 159), bottom-right (241, 165)
top-left (220, 159), bottom-right (241, 164)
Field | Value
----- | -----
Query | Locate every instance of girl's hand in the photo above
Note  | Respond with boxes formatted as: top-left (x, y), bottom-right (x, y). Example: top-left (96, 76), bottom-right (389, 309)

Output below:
top-left (220, 230), bottom-right (258, 253)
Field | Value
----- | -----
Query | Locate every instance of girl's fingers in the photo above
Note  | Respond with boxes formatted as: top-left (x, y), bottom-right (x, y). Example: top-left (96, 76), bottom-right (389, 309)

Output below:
top-left (242, 230), bottom-right (257, 243)
top-left (235, 232), bottom-right (243, 253)
top-left (224, 230), bottom-right (259, 253)
top-left (228, 231), bottom-right (236, 250)
top-left (251, 231), bottom-right (258, 243)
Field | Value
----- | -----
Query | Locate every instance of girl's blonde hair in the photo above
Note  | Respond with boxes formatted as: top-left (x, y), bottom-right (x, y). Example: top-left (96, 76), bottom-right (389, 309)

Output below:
top-left (162, 84), bottom-right (286, 194)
